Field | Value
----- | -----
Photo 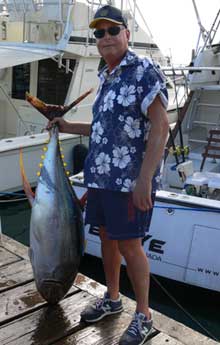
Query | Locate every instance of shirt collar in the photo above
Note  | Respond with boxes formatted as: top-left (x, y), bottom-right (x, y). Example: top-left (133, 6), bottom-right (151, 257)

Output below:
top-left (98, 49), bottom-right (136, 81)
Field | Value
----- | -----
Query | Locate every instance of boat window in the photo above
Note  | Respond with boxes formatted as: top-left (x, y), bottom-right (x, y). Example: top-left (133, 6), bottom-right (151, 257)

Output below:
top-left (37, 58), bottom-right (76, 104)
top-left (12, 63), bottom-right (30, 99)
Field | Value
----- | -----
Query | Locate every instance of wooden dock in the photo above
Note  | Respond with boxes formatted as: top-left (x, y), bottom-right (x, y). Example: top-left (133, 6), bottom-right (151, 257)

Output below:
top-left (0, 234), bottom-right (218, 345)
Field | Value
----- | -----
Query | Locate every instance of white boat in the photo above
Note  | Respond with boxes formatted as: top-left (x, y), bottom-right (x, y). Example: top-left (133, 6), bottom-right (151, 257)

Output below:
top-left (0, 0), bottom-right (168, 194)
top-left (71, 3), bottom-right (220, 293)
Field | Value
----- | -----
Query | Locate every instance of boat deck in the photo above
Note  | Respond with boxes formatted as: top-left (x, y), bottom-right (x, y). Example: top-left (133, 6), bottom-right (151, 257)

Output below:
top-left (0, 234), bottom-right (218, 345)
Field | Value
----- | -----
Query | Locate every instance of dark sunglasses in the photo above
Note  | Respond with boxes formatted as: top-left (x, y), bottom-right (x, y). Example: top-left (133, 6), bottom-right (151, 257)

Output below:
top-left (93, 26), bottom-right (125, 39)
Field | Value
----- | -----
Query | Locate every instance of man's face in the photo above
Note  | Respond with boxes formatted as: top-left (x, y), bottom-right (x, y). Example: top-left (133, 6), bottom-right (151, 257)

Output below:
top-left (95, 20), bottom-right (130, 62)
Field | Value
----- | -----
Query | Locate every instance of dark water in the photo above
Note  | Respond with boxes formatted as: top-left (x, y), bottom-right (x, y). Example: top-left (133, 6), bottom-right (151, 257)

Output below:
top-left (0, 199), bottom-right (219, 342)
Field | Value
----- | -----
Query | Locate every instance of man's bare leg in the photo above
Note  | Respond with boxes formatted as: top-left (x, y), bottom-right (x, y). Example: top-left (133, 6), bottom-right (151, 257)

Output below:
top-left (118, 238), bottom-right (151, 319)
top-left (99, 226), bottom-right (122, 300)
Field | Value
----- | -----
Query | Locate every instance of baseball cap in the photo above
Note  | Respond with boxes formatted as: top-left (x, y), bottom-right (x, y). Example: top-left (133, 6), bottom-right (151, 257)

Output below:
top-left (89, 5), bottom-right (128, 29)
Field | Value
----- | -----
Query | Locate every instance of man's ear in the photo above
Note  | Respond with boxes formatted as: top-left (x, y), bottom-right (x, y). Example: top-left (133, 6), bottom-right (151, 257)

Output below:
top-left (126, 29), bottom-right (130, 41)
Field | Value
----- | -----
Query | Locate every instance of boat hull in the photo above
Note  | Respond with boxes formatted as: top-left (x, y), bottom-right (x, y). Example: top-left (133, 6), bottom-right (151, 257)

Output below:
top-left (0, 133), bottom-right (88, 193)
top-left (71, 177), bottom-right (220, 292)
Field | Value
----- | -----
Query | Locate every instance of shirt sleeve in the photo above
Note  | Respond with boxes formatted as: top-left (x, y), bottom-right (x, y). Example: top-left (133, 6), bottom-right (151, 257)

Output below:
top-left (138, 59), bottom-right (168, 116)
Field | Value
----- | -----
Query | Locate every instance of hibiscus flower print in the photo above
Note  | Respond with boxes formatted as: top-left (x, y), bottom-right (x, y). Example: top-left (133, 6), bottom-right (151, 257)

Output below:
top-left (91, 121), bottom-right (104, 144)
top-left (142, 59), bottom-right (150, 69)
top-left (124, 117), bottom-right (141, 139)
top-left (103, 90), bottom-right (116, 111)
top-left (116, 178), bottom-right (122, 185)
top-left (155, 175), bottom-right (161, 184)
top-left (95, 152), bottom-right (111, 174)
top-left (136, 65), bottom-right (144, 82)
top-left (137, 86), bottom-right (143, 94)
top-left (102, 137), bottom-right (108, 144)
top-left (121, 179), bottom-right (135, 192)
top-left (115, 77), bottom-right (121, 83)
top-left (112, 146), bottom-right (131, 169)
top-left (117, 85), bottom-right (136, 107)
top-left (127, 54), bottom-right (134, 61)
top-left (88, 182), bottom-right (99, 188)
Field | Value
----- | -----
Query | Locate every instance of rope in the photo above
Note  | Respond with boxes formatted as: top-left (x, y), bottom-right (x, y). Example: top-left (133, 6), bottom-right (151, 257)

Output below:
top-left (151, 274), bottom-right (219, 342)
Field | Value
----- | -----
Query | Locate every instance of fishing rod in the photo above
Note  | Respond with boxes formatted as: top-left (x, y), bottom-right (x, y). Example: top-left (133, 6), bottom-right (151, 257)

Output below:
top-left (168, 127), bottom-right (180, 166)
top-left (172, 67), bottom-right (185, 163)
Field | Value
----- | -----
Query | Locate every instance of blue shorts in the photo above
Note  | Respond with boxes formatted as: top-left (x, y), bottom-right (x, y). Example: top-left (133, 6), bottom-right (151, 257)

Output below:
top-left (85, 188), bottom-right (156, 240)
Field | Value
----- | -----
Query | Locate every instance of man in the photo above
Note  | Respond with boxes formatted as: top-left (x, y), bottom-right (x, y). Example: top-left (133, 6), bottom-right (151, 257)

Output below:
top-left (49, 5), bottom-right (169, 345)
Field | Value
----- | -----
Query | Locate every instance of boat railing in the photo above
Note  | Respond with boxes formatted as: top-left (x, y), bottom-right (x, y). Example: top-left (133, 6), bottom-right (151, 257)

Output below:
top-left (162, 67), bottom-right (189, 110)
top-left (0, 0), bottom-right (75, 23)
top-left (193, 1), bottom-right (220, 59)
top-left (200, 9), bottom-right (220, 54)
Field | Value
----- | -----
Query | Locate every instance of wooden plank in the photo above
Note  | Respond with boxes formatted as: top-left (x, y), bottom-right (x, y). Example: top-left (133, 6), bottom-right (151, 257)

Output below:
top-left (75, 274), bottom-right (219, 345)
top-left (153, 309), bottom-right (219, 345)
top-left (0, 281), bottom-right (45, 325)
top-left (202, 153), bottom-right (220, 159)
top-left (0, 234), bottom-right (29, 260)
top-left (0, 291), bottom-right (94, 345)
top-left (210, 130), bottom-right (220, 135)
top-left (0, 247), bottom-right (21, 268)
top-left (147, 332), bottom-right (183, 344)
top-left (204, 145), bottom-right (220, 150)
top-left (0, 281), bottom-right (79, 325)
top-left (74, 273), bottom-right (136, 315)
top-left (54, 312), bottom-right (158, 345)
top-left (75, 273), bottom-right (106, 297)
top-left (0, 260), bottom-right (33, 292)
top-left (0, 236), bottom-right (217, 345)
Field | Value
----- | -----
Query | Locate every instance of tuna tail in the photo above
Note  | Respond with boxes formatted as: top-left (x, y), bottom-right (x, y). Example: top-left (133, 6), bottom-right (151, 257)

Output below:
top-left (19, 149), bottom-right (35, 206)
top-left (26, 88), bottom-right (94, 121)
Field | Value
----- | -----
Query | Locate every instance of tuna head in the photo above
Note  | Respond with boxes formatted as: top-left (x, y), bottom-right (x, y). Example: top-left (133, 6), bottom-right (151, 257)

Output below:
top-left (29, 246), bottom-right (80, 304)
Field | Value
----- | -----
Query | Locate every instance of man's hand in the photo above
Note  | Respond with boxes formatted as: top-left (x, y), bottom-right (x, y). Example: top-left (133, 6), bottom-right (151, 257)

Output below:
top-left (46, 118), bottom-right (69, 133)
top-left (47, 119), bottom-right (91, 136)
top-left (132, 177), bottom-right (152, 211)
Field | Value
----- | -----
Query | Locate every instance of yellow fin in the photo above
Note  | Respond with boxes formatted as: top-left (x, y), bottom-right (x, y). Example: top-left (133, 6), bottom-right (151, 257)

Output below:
top-left (19, 149), bottom-right (35, 206)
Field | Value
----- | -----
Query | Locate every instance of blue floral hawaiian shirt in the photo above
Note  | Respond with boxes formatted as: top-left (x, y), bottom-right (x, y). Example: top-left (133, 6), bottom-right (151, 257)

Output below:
top-left (84, 49), bottom-right (168, 192)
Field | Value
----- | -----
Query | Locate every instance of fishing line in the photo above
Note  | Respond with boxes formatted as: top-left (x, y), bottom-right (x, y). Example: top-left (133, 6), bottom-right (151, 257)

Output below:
top-left (151, 274), bottom-right (219, 342)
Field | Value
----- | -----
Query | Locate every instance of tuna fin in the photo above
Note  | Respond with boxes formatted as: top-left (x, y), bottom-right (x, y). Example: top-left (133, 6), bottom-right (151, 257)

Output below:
top-left (19, 149), bottom-right (35, 207)
top-left (26, 92), bottom-right (47, 116)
